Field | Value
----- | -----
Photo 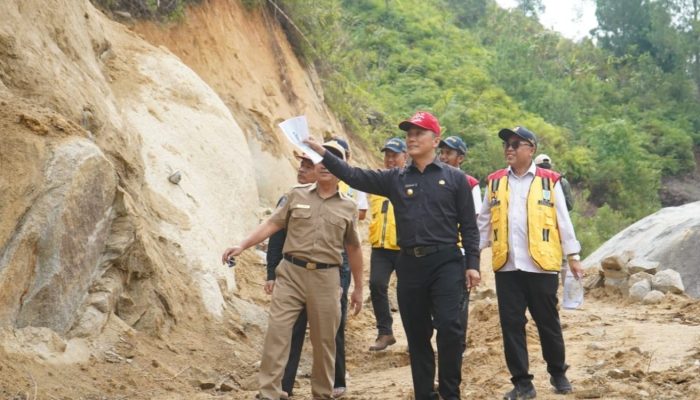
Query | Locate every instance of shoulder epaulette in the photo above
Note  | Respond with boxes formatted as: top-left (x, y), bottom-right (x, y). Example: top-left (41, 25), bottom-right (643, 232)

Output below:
top-left (535, 167), bottom-right (561, 183)
top-left (338, 190), bottom-right (354, 201)
top-left (465, 174), bottom-right (479, 188)
top-left (487, 169), bottom-right (509, 181)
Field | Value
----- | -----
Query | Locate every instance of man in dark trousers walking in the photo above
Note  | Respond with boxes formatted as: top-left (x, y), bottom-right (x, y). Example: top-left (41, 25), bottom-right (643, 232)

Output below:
top-left (305, 111), bottom-right (480, 400)
top-left (478, 127), bottom-right (583, 400)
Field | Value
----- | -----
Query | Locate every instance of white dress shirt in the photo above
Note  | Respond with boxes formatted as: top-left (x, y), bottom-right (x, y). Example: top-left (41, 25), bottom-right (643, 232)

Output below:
top-left (471, 185), bottom-right (482, 217)
top-left (477, 162), bottom-right (581, 274)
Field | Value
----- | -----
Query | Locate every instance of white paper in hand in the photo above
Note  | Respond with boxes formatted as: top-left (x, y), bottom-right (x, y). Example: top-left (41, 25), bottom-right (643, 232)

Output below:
top-left (278, 116), bottom-right (323, 164)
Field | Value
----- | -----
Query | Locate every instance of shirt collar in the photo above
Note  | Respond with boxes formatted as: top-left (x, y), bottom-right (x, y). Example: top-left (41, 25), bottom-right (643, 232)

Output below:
top-left (507, 162), bottom-right (536, 178)
top-left (308, 182), bottom-right (340, 198)
top-left (404, 156), bottom-right (444, 174)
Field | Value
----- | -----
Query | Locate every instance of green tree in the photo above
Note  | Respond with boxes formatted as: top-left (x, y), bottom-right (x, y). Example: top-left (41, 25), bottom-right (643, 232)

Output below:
top-left (516, 0), bottom-right (544, 18)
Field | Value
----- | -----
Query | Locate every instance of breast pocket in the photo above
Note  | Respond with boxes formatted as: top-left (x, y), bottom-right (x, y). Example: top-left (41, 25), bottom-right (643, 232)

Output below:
top-left (290, 207), bottom-right (312, 219)
top-left (323, 213), bottom-right (348, 233)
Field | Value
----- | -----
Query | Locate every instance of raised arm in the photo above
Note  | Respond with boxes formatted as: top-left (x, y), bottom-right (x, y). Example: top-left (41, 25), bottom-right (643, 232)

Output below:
top-left (304, 137), bottom-right (392, 197)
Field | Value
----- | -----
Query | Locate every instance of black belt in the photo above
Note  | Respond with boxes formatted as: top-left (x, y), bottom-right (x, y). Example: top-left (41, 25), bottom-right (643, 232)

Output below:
top-left (401, 244), bottom-right (457, 258)
top-left (283, 254), bottom-right (339, 270)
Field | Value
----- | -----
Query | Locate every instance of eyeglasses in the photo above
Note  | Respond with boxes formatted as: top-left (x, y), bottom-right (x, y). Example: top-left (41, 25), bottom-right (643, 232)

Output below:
top-left (503, 141), bottom-right (533, 150)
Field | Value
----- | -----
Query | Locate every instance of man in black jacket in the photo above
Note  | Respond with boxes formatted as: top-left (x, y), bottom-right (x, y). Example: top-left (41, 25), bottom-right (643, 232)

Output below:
top-left (306, 111), bottom-right (480, 400)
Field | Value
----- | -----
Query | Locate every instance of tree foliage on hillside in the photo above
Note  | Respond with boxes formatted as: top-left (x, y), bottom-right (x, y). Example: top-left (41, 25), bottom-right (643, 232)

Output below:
top-left (271, 0), bottom-right (699, 254)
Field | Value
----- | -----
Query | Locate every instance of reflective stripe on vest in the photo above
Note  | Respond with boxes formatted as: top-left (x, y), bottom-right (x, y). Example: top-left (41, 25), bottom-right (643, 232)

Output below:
top-left (369, 194), bottom-right (399, 250)
top-left (487, 167), bottom-right (563, 272)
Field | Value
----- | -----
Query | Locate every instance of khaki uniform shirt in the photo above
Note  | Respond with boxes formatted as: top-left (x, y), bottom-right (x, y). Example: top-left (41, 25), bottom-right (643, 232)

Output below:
top-left (269, 183), bottom-right (360, 265)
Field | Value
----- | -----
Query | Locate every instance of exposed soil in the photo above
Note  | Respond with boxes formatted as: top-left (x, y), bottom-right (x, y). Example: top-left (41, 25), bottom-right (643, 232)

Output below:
top-left (1, 246), bottom-right (699, 400)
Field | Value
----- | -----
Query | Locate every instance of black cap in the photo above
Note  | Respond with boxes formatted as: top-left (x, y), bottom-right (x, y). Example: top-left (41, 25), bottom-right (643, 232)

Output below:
top-left (381, 137), bottom-right (407, 153)
top-left (438, 136), bottom-right (467, 155)
top-left (498, 126), bottom-right (537, 147)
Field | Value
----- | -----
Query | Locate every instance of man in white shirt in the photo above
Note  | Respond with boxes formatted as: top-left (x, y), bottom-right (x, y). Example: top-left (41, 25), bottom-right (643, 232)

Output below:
top-left (477, 126), bottom-right (583, 400)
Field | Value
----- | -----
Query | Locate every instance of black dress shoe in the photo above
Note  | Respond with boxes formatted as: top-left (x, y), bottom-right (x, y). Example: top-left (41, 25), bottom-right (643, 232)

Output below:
top-left (503, 383), bottom-right (537, 400)
top-left (550, 374), bottom-right (573, 394)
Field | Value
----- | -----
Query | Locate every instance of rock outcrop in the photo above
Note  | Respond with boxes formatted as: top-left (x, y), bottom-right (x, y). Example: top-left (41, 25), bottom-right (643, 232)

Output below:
top-left (0, 0), bottom-right (271, 338)
top-left (583, 202), bottom-right (700, 298)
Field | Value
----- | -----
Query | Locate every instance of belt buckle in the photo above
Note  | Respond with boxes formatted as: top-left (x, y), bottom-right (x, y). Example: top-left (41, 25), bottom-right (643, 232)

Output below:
top-left (306, 262), bottom-right (317, 270)
top-left (414, 247), bottom-right (426, 257)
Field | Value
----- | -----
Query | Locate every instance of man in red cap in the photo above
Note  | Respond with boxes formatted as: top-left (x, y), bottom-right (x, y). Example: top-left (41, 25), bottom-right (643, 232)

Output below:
top-left (305, 111), bottom-right (481, 400)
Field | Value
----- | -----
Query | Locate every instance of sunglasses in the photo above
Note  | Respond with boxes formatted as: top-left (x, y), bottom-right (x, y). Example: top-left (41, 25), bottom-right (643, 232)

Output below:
top-left (503, 140), bottom-right (533, 150)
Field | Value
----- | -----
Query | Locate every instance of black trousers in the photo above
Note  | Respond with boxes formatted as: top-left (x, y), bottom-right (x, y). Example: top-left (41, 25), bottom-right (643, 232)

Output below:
top-left (370, 248), bottom-right (400, 336)
top-left (459, 287), bottom-right (470, 353)
top-left (281, 309), bottom-right (307, 395)
top-left (335, 255), bottom-right (351, 388)
top-left (397, 246), bottom-right (465, 400)
top-left (495, 270), bottom-right (568, 386)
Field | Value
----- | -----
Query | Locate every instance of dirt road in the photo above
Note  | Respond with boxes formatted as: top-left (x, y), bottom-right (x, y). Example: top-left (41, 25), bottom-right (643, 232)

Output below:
top-left (1, 249), bottom-right (699, 399)
top-left (238, 249), bottom-right (700, 400)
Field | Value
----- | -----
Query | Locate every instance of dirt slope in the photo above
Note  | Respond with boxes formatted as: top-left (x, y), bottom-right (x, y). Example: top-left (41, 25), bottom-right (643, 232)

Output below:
top-left (131, 0), bottom-right (378, 207)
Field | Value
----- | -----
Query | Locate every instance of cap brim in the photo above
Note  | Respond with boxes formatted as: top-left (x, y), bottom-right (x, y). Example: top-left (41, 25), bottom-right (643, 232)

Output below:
top-left (398, 120), bottom-right (417, 131)
top-left (323, 145), bottom-right (345, 160)
top-left (381, 145), bottom-right (404, 153)
top-left (293, 150), bottom-right (312, 161)
top-left (499, 128), bottom-right (537, 146)
top-left (439, 141), bottom-right (466, 154)
top-left (498, 128), bottom-right (517, 142)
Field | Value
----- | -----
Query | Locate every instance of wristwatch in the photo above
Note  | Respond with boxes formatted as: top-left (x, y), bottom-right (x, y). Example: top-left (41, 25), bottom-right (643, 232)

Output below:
top-left (567, 254), bottom-right (581, 261)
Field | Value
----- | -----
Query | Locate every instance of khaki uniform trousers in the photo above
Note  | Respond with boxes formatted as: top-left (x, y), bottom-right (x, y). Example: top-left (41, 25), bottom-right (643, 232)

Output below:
top-left (258, 259), bottom-right (341, 400)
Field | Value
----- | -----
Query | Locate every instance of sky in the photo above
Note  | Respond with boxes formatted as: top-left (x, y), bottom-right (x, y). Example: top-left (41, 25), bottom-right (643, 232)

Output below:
top-left (495, 0), bottom-right (598, 41)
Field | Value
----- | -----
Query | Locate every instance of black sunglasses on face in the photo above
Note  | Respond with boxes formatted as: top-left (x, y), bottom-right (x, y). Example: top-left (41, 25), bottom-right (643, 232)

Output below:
top-left (503, 140), bottom-right (533, 150)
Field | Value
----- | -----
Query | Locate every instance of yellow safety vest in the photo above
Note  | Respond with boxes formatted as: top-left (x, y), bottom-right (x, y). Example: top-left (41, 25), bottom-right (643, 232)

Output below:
top-left (487, 167), bottom-right (563, 272)
top-left (369, 194), bottom-right (399, 250)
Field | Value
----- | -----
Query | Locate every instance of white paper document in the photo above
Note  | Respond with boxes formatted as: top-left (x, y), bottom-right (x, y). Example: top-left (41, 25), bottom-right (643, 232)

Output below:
top-left (278, 116), bottom-right (323, 164)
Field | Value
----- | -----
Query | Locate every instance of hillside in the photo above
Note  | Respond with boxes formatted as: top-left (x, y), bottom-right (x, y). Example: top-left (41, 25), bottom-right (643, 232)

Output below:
top-left (271, 0), bottom-right (700, 254)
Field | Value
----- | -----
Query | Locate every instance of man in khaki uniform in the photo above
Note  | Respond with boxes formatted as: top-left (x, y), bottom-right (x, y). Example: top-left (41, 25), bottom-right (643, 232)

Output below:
top-left (222, 140), bottom-right (363, 400)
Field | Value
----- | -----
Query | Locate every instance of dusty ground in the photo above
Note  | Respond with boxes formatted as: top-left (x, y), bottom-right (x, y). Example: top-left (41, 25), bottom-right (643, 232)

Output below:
top-left (1, 245), bottom-right (699, 400)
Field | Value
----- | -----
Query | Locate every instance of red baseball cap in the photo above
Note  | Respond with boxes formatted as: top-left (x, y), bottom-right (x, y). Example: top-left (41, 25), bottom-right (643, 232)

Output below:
top-left (398, 111), bottom-right (441, 136)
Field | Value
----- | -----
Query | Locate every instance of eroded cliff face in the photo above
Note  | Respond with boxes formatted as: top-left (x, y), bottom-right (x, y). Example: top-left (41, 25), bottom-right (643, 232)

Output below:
top-left (0, 0), bottom-right (263, 341)
top-left (132, 0), bottom-right (349, 206)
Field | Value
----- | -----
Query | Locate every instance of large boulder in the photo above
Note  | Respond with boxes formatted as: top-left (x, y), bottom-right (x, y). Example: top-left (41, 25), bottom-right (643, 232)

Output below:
top-left (629, 280), bottom-right (652, 302)
top-left (583, 202), bottom-right (700, 298)
top-left (628, 258), bottom-right (659, 275)
top-left (0, 0), bottom-right (263, 337)
top-left (601, 252), bottom-right (633, 291)
top-left (0, 138), bottom-right (117, 333)
top-left (652, 269), bottom-right (685, 294)
top-left (628, 272), bottom-right (654, 289)
top-left (642, 290), bottom-right (665, 305)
